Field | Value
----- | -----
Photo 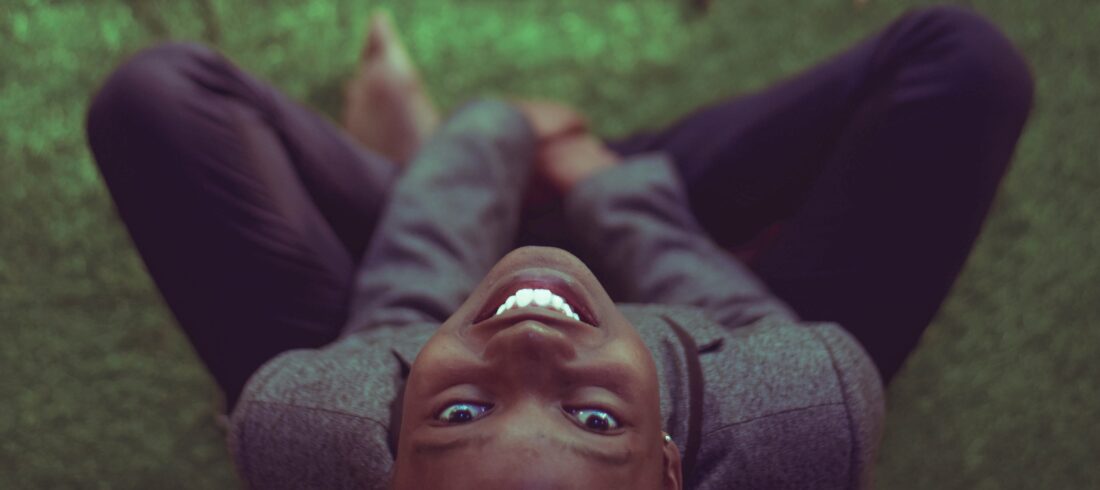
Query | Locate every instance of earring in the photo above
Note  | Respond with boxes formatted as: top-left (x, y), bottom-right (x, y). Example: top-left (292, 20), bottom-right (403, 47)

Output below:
top-left (663, 432), bottom-right (672, 443)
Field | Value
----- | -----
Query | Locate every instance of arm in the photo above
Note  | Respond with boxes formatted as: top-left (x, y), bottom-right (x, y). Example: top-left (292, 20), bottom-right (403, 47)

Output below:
top-left (556, 141), bottom-right (883, 488)
top-left (677, 316), bottom-right (884, 490)
top-left (563, 154), bottom-right (798, 328)
top-left (342, 98), bottom-right (536, 334)
top-left (811, 324), bottom-right (885, 489)
top-left (229, 98), bottom-right (537, 487)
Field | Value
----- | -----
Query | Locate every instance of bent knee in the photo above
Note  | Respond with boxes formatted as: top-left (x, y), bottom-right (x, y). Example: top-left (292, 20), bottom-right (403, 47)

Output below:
top-left (904, 6), bottom-right (1034, 115)
top-left (85, 42), bottom-right (222, 143)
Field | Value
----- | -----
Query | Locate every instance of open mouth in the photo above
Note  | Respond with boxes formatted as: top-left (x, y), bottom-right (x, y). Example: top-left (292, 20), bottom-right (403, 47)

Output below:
top-left (474, 270), bottom-right (598, 327)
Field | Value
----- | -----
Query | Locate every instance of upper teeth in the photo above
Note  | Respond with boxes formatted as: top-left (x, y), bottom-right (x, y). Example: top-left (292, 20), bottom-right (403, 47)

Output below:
top-left (494, 288), bottom-right (580, 321)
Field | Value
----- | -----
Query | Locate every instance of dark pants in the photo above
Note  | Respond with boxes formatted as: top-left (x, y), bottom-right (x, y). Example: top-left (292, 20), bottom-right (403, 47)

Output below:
top-left (86, 6), bottom-right (1033, 410)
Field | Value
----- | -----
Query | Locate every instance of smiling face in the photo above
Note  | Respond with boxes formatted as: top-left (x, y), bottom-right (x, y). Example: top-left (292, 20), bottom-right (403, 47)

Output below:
top-left (391, 246), bottom-right (681, 490)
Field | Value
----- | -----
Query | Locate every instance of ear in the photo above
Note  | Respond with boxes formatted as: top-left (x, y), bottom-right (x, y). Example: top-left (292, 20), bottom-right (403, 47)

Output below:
top-left (661, 434), bottom-right (683, 490)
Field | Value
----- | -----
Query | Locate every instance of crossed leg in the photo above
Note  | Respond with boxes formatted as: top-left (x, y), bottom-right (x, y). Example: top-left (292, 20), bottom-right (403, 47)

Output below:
top-left (85, 10), bottom-right (453, 413)
top-left (86, 41), bottom-right (401, 410)
top-left (607, 5), bottom-right (1033, 380)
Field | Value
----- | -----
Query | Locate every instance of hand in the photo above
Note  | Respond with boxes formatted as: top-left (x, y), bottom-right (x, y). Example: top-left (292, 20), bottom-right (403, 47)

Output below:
top-left (511, 98), bottom-right (619, 198)
top-left (511, 99), bottom-right (588, 142)
top-left (537, 133), bottom-right (621, 194)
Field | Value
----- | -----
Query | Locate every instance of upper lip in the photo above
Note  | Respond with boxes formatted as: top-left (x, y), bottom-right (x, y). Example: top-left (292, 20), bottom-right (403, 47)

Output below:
top-left (474, 268), bottom-right (599, 327)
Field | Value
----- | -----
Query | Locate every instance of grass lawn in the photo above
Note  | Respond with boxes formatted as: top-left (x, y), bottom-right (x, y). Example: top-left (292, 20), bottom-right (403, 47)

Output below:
top-left (2, 0), bottom-right (1097, 488)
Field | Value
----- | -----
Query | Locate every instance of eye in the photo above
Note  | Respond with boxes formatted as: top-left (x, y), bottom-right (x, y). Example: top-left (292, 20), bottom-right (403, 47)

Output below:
top-left (567, 408), bottom-right (620, 432)
top-left (436, 402), bottom-right (491, 424)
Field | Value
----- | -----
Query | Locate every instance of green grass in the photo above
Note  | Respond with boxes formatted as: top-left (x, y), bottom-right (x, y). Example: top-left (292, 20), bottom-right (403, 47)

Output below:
top-left (2, 0), bottom-right (1097, 488)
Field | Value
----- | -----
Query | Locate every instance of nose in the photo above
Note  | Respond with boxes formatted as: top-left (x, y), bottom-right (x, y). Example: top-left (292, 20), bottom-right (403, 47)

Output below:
top-left (482, 321), bottom-right (578, 376)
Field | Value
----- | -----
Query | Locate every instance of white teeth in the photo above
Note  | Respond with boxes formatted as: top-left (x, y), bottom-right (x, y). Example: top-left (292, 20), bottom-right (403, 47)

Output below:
top-left (515, 289), bottom-right (534, 308)
top-left (533, 289), bottom-right (551, 307)
top-left (493, 288), bottom-right (582, 322)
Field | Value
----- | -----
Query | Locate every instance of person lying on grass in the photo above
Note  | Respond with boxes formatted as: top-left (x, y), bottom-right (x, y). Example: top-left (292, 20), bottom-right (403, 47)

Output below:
top-left (86, 7), bottom-right (1032, 489)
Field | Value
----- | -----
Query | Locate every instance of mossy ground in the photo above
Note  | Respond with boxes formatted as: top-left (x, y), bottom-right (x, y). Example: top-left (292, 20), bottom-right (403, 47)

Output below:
top-left (2, 0), bottom-right (1097, 488)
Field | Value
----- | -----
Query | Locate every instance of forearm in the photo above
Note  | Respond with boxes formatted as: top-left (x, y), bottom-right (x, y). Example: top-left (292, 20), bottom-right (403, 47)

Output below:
top-left (564, 154), bottom-right (797, 327)
top-left (342, 98), bottom-right (536, 334)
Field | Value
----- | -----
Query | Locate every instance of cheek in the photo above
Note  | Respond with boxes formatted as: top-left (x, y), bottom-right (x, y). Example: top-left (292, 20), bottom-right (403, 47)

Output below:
top-left (610, 339), bottom-right (659, 383)
top-left (608, 340), bottom-right (663, 424)
top-left (401, 333), bottom-right (460, 425)
top-left (440, 299), bottom-right (479, 332)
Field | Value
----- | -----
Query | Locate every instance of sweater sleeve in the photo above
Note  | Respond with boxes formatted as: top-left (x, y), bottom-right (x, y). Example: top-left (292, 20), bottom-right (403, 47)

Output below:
top-left (228, 99), bottom-right (535, 487)
top-left (563, 154), bottom-right (797, 328)
top-left (342, 98), bottom-right (536, 335)
top-left (810, 324), bottom-right (886, 489)
top-left (227, 323), bottom-right (438, 490)
top-left (684, 318), bottom-right (885, 490)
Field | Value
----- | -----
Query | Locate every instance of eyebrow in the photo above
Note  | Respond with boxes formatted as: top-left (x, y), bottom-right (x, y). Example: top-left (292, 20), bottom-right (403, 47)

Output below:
top-left (411, 433), bottom-right (633, 467)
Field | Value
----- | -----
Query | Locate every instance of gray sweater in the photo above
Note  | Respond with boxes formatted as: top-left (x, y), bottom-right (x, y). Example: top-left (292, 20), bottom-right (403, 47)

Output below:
top-left (227, 99), bottom-right (885, 489)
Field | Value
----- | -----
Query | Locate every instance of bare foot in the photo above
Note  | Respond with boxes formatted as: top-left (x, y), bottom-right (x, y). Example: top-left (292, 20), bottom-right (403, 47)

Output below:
top-left (343, 11), bottom-right (440, 166)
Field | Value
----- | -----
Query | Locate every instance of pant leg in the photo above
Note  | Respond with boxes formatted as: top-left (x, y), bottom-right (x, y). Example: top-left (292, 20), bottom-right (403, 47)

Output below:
top-left (85, 42), bottom-right (398, 409)
top-left (607, 6), bottom-right (1034, 381)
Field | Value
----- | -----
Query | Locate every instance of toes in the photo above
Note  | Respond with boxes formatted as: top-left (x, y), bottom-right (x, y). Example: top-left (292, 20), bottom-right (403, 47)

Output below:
top-left (363, 35), bottom-right (383, 61)
top-left (363, 27), bottom-right (385, 61)
top-left (362, 11), bottom-right (394, 61)
top-left (370, 10), bottom-right (395, 36)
